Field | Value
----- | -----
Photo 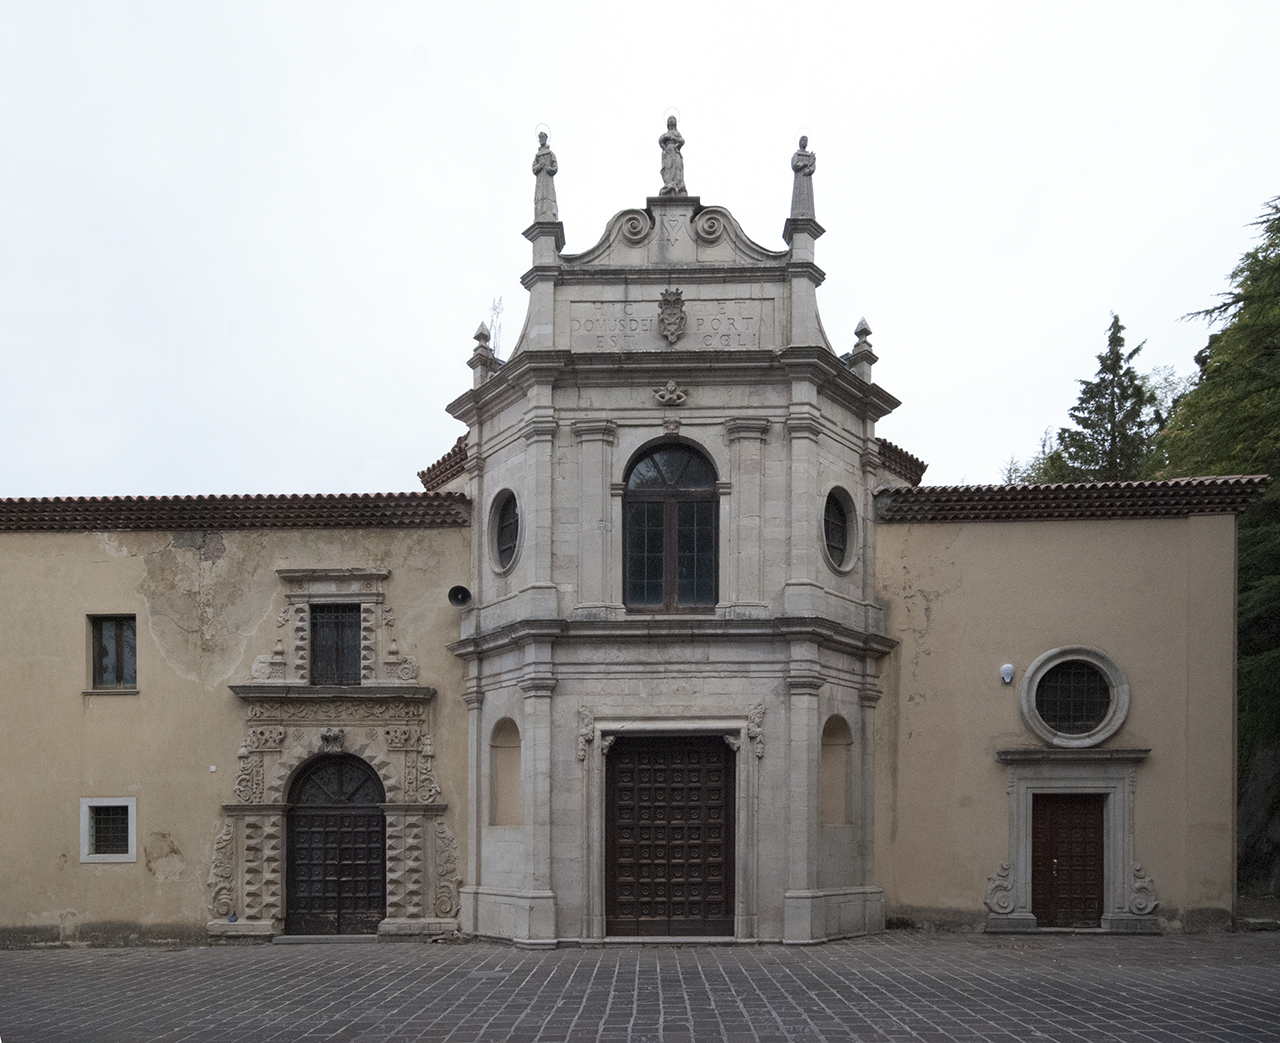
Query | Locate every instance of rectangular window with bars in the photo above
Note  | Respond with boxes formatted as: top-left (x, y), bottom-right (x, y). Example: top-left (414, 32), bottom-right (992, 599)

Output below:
top-left (311, 604), bottom-right (361, 686)
top-left (80, 798), bottom-right (136, 862)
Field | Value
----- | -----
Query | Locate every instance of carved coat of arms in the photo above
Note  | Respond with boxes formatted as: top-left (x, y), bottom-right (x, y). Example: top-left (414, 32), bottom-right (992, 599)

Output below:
top-left (658, 289), bottom-right (687, 345)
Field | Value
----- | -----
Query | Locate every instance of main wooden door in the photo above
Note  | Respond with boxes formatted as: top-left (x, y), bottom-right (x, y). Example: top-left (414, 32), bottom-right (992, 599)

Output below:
top-left (605, 735), bottom-right (735, 936)
top-left (1032, 793), bottom-right (1104, 928)
top-left (286, 754), bottom-right (387, 935)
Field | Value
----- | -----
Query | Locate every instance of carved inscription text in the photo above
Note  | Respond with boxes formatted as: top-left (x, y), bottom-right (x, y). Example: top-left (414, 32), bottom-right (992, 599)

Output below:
top-left (569, 299), bottom-right (773, 352)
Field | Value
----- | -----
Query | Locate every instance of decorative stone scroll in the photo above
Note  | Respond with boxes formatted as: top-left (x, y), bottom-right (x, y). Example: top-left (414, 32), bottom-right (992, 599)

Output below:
top-left (207, 821), bottom-right (235, 918)
top-left (434, 818), bottom-right (461, 917)
top-left (746, 702), bottom-right (766, 758)
top-left (984, 860), bottom-right (1015, 914)
top-left (1128, 863), bottom-right (1159, 915)
top-left (577, 706), bottom-right (595, 761)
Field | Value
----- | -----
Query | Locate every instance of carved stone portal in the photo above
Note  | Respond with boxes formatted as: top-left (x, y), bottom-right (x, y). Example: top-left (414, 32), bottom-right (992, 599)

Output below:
top-left (208, 687), bottom-right (460, 942)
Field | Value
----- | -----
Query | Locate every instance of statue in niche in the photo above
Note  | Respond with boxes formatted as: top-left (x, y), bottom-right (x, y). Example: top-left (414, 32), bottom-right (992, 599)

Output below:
top-left (790, 135), bottom-right (816, 219)
top-left (532, 131), bottom-right (558, 221)
top-left (658, 116), bottom-right (686, 196)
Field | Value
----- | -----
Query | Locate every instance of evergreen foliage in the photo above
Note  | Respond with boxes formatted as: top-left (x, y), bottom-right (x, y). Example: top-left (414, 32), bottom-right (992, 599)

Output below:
top-left (1156, 196), bottom-right (1280, 890)
top-left (1004, 316), bottom-right (1162, 484)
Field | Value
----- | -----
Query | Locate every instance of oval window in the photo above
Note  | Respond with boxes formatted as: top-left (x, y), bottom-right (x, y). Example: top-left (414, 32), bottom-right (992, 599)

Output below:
top-left (821, 488), bottom-right (857, 573)
top-left (491, 491), bottom-right (520, 571)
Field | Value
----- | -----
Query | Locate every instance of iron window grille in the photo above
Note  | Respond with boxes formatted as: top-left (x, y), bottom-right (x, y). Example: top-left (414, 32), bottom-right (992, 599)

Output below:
top-left (91, 615), bottom-right (136, 689)
top-left (1035, 660), bottom-right (1112, 734)
top-left (90, 805), bottom-right (131, 855)
top-left (311, 603), bottom-right (361, 686)
top-left (623, 444), bottom-right (718, 611)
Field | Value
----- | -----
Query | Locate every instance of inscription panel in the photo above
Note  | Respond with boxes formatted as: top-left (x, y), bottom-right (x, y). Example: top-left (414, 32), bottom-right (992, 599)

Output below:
top-left (569, 300), bottom-right (774, 352)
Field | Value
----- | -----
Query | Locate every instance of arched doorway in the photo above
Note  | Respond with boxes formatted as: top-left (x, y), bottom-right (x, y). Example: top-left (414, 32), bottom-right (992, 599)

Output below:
top-left (286, 754), bottom-right (387, 935)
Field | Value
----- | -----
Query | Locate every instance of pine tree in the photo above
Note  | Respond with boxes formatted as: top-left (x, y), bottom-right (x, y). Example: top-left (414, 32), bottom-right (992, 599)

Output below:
top-left (1055, 315), bottom-right (1159, 481)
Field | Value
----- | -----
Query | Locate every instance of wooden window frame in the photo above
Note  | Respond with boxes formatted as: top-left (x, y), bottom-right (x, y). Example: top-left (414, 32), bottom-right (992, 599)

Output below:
top-left (622, 445), bottom-right (718, 613)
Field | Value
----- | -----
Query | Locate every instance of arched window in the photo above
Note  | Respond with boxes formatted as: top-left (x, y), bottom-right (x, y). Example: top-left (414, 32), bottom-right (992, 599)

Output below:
top-left (623, 443), bottom-right (718, 611)
top-left (490, 718), bottom-right (522, 826)
top-left (819, 715), bottom-right (853, 825)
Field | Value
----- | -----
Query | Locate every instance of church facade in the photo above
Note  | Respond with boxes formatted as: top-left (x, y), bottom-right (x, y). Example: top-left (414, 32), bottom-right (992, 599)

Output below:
top-left (0, 122), bottom-right (1266, 947)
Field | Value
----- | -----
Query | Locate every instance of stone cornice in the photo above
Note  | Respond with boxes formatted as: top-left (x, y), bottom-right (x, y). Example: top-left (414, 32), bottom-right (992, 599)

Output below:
top-left (230, 684), bottom-right (436, 701)
top-left (995, 748), bottom-right (1151, 763)
top-left (532, 264), bottom-right (792, 287)
top-left (784, 260), bottom-right (827, 286)
top-left (448, 615), bottom-right (896, 661)
top-left (448, 347), bottom-right (901, 428)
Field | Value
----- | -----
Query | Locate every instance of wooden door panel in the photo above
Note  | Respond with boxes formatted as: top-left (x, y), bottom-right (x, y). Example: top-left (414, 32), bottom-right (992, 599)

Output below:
top-left (606, 735), bottom-right (734, 936)
top-left (286, 755), bottom-right (387, 935)
top-left (1032, 793), bottom-right (1104, 928)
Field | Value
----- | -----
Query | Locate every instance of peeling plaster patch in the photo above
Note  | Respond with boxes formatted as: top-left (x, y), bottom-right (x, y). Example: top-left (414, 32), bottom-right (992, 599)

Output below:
top-left (144, 833), bottom-right (186, 881)
top-left (201, 532), bottom-right (226, 563)
top-left (95, 533), bottom-right (134, 558)
top-left (139, 531), bottom-right (277, 687)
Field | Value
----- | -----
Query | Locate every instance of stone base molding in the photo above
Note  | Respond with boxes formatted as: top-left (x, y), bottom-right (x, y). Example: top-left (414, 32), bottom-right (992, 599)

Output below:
top-left (206, 688), bottom-right (460, 940)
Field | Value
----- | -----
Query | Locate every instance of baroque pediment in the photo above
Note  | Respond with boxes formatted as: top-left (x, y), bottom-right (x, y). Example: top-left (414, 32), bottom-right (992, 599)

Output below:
top-left (562, 199), bottom-right (788, 270)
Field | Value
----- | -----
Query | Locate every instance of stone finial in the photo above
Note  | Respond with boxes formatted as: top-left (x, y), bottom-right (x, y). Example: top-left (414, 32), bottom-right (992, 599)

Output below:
top-left (532, 131), bottom-right (559, 221)
top-left (468, 323), bottom-right (497, 388)
top-left (658, 116), bottom-right (686, 196)
top-left (790, 136), bottom-right (816, 219)
top-left (845, 317), bottom-right (877, 382)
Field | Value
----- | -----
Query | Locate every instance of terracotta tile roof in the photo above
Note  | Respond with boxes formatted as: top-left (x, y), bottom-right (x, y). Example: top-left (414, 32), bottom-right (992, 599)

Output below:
top-left (418, 435), bottom-right (468, 491)
top-left (878, 439), bottom-right (928, 486)
top-left (0, 492), bottom-right (471, 532)
top-left (876, 475), bottom-right (1271, 523)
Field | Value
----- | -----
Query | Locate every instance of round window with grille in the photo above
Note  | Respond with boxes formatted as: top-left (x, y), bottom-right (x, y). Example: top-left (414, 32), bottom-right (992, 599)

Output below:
top-left (1018, 647), bottom-right (1130, 748)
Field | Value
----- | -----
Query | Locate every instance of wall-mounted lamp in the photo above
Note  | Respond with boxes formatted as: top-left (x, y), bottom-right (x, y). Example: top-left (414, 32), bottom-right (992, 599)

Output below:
top-left (1000, 664), bottom-right (1015, 684)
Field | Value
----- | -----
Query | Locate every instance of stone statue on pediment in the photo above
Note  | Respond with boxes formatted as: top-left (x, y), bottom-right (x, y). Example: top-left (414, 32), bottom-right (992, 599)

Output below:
top-left (532, 131), bottom-right (559, 221)
top-left (659, 116), bottom-right (686, 196)
top-left (790, 136), bottom-right (816, 218)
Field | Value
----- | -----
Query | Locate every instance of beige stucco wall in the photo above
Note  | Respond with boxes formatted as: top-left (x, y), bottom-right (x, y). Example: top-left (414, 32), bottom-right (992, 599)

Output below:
top-left (874, 513), bottom-right (1238, 929)
top-left (0, 526), bottom-right (470, 942)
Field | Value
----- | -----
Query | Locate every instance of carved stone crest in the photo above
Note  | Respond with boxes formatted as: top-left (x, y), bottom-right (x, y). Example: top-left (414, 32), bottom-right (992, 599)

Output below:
top-left (320, 727), bottom-right (345, 753)
top-left (658, 289), bottom-right (687, 345)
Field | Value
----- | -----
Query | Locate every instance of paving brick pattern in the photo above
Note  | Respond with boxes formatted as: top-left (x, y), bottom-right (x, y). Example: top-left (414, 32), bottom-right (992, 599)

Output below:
top-left (1, 932), bottom-right (1278, 1043)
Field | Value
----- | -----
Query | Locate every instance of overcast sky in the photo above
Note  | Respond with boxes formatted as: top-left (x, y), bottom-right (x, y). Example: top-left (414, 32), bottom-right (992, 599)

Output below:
top-left (1, 1), bottom-right (1277, 497)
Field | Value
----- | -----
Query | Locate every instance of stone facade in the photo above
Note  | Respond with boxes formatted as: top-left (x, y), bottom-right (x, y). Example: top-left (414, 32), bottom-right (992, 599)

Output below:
top-left (0, 123), bottom-right (1266, 946)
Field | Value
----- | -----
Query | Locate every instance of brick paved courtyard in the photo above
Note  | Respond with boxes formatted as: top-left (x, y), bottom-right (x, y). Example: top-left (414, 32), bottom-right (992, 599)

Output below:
top-left (1, 932), bottom-right (1278, 1043)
